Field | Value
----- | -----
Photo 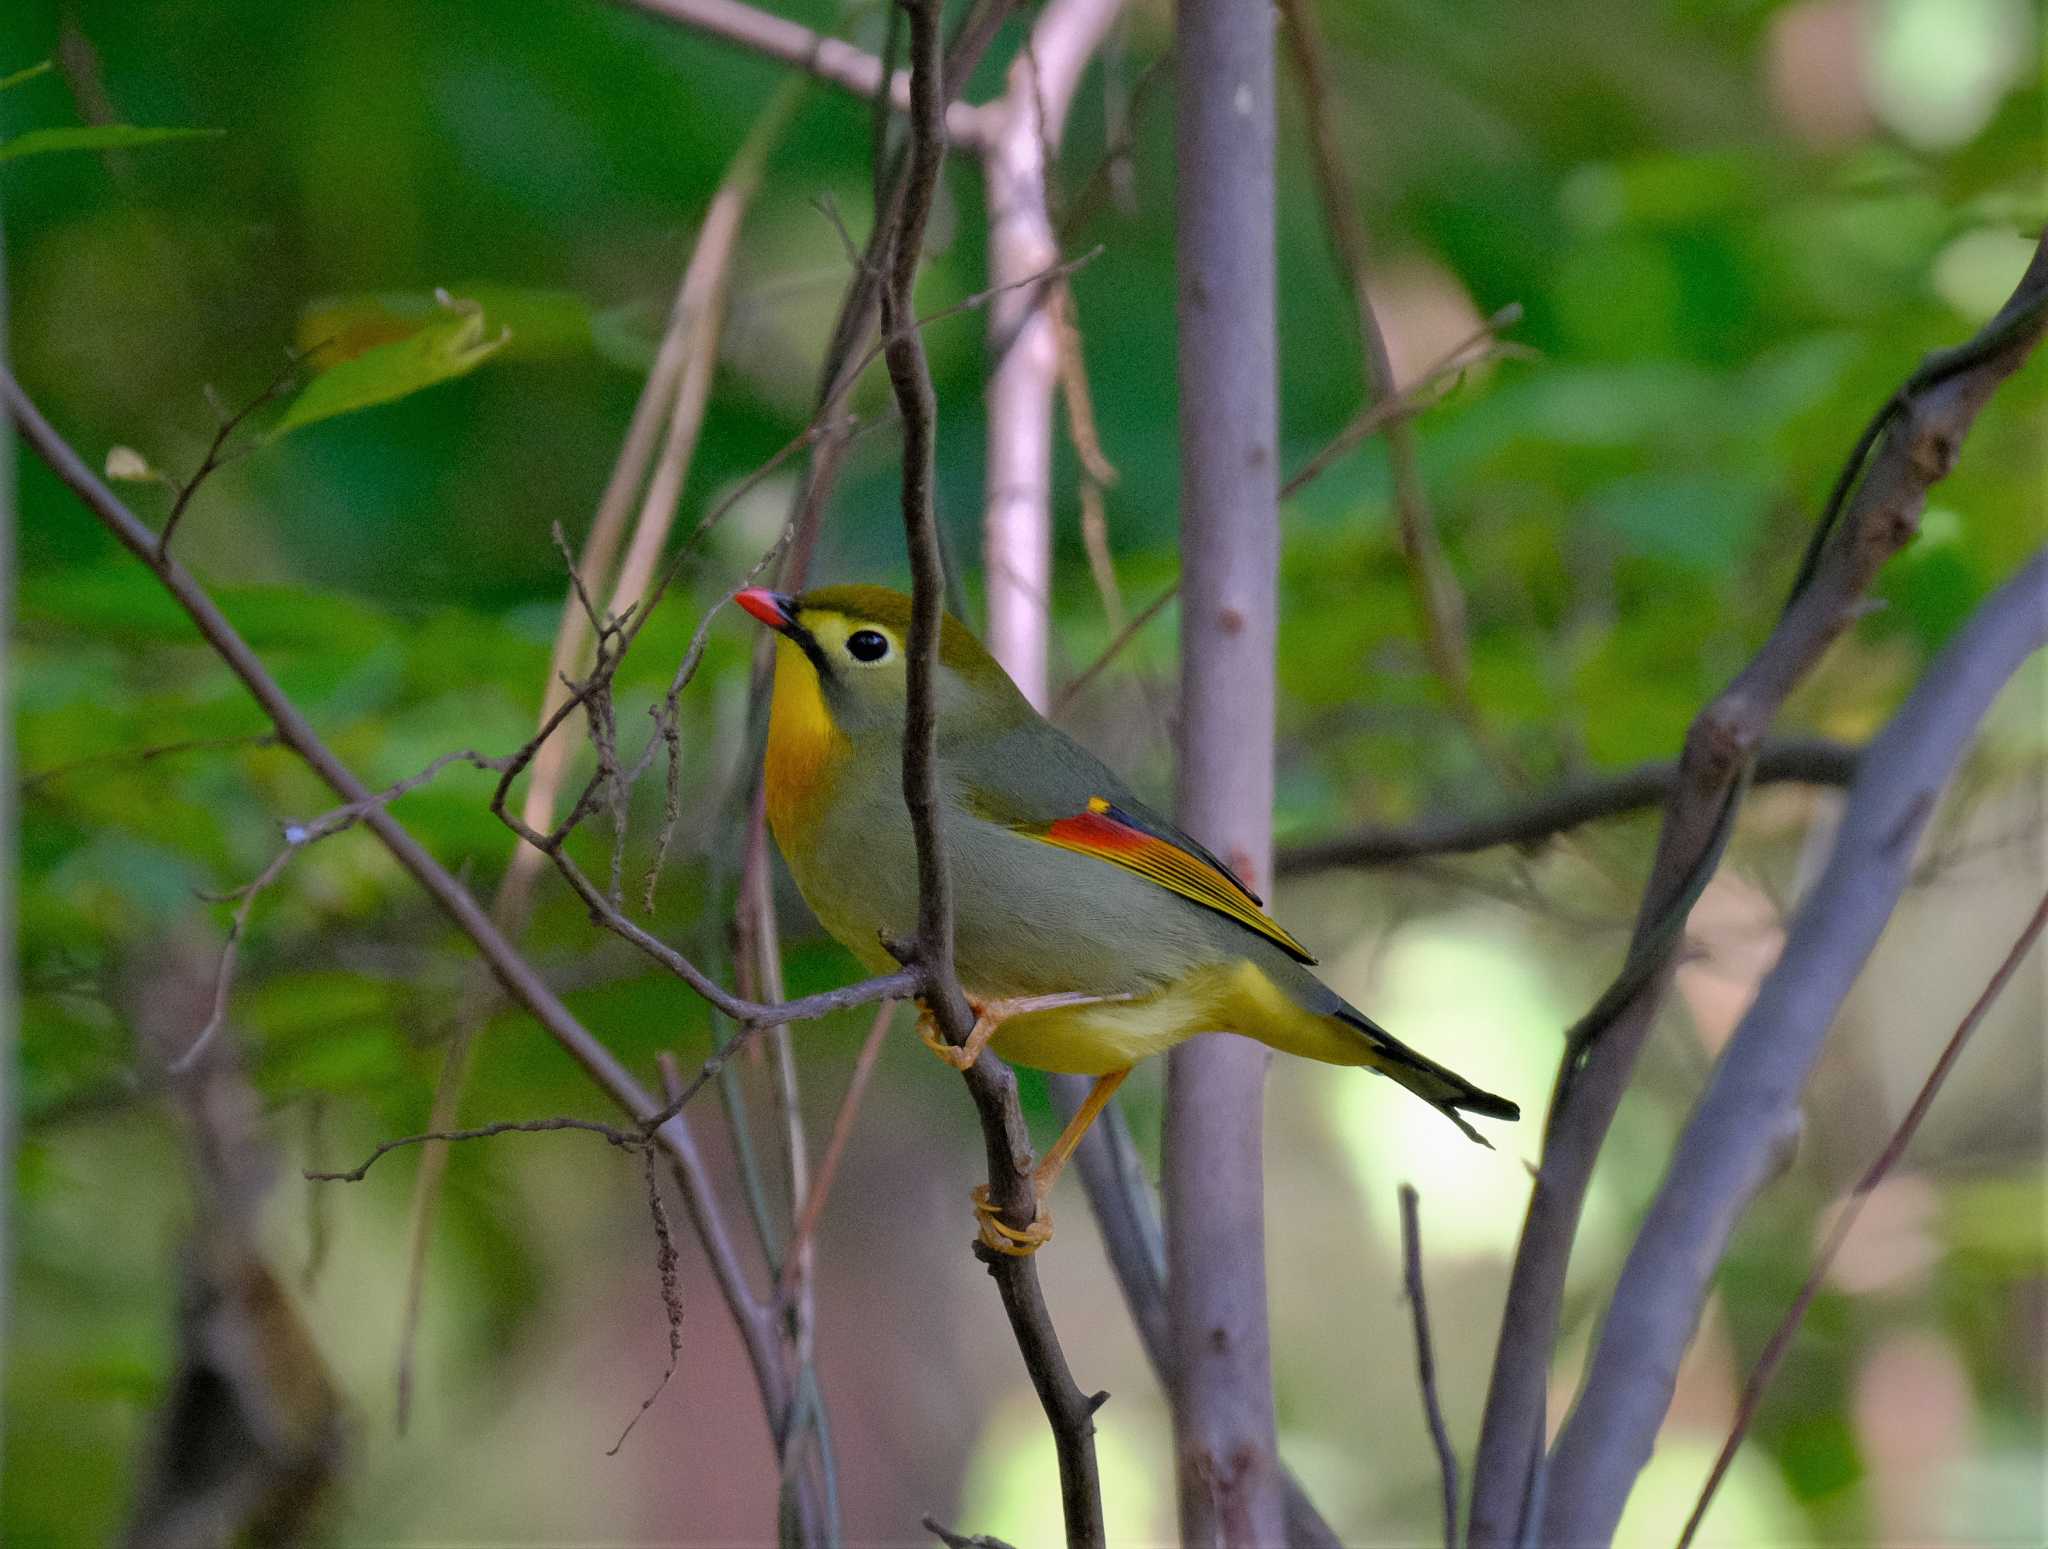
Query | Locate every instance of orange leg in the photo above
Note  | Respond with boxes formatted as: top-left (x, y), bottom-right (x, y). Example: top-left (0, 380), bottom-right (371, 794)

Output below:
top-left (972, 1067), bottom-right (1132, 1257)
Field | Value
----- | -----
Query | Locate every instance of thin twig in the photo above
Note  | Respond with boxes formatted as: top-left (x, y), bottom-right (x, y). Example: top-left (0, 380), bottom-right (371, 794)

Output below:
top-left (1050, 583), bottom-right (1177, 717)
top-left (389, 88), bottom-right (802, 1436)
top-left (1, 369), bottom-right (856, 1470)
top-left (607, 1146), bottom-right (686, 1455)
top-left (1279, 305), bottom-right (1525, 500)
top-left (777, 1000), bottom-right (898, 1303)
top-left (20, 731), bottom-right (280, 795)
top-left (171, 749), bottom-right (509, 1073)
top-left (1674, 890), bottom-right (2048, 1548)
top-left (308, 1116), bottom-right (644, 1183)
top-left (156, 347), bottom-right (315, 557)
top-left (1397, 1184), bottom-right (1458, 1549)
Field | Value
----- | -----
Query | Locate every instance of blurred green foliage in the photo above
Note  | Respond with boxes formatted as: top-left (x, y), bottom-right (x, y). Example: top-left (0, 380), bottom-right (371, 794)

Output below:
top-left (7, 0), bottom-right (2043, 1543)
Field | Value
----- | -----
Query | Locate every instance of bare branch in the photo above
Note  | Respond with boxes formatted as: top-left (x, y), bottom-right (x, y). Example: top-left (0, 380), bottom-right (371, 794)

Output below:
top-left (156, 347), bottom-right (315, 557)
top-left (308, 1116), bottom-right (644, 1183)
top-left (1539, 547), bottom-right (2048, 1545)
top-left (777, 1000), bottom-right (898, 1303)
top-left (21, 731), bottom-right (280, 796)
top-left (171, 749), bottom-right (509, 1073)
top-left (1398, 1185), bottom-right (1458, 1549)
top-left (400, 88), bottom-right (804, 1440)
top-left (1273, 738), bottom-right (1861, 875)
top-left (1166, 0), bottom-right (1288, 1539)
top-left (881, 4), bottom-right (1106, 1543)
top-left (979, 0), bottom-right (1127, 709)
top-left (655, 1051), bottom-right (794, 1443)
top-left (0, 373), bottom-right (897, 1508)
top-left (607, 1148), bottom-right (686, 1455)
top-left (1675, 886), bottom-right (2048, 1547)
top-left (1466, 233), bottom-right (2048, 1547)
top-left (616, 0), bottom-right (992, 147)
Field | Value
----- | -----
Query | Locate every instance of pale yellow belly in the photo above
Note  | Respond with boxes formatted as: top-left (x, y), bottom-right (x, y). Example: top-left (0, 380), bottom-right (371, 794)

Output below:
top-left (984, 960), bottom-right (1368, 1075)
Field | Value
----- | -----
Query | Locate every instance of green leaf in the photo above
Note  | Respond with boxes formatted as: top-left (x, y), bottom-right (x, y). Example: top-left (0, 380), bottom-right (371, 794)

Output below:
top-left (266, 291), bottom-right (511, 443)
top-left (297, 283), bottom-right (652, 371)
top-left (0, 124), bottom-right (224, 163)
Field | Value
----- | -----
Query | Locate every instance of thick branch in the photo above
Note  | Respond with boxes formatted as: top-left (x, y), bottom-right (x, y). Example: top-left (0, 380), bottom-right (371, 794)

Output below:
top-left (1465, 233), bottom-right (2048, 1546)
top-left (617, 0), bottom-right (991, 147)
top-left (979, 0), bottom-right (1125, 707)
top-left (1540, 546), bottom-right (2048, 1544)
top-left (1274, 738), bottom-right (1860, 875)
top-left (1166, 0), bottom-right (1288, 1542)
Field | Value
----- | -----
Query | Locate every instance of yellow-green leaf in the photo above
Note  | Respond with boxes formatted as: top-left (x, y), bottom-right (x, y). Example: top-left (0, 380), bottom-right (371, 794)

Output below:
top-left (0, 60), bottom-right (55, 92)
top-left (0, 124), bottom-right (223, 163)
top-left (266, 291), bottom-right (511, 443)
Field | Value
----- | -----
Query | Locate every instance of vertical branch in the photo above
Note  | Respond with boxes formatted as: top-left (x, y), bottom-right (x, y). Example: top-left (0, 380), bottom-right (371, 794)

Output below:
top-left (1398, 1186), bottom-right (1459, 1549)
top-left (881, 5), bottom-right (1107, 1545)
top-left (1165, 0), bottom-right (1287, 1543)
top-left (972, 9), bottom-right (1342, 1541)
top-left (979, 0), bottom-right (1126, 707)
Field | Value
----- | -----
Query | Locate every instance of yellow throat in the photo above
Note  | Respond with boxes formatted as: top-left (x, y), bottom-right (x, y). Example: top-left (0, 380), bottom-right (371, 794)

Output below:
top-left (762, 633), bottom-right (847, 846)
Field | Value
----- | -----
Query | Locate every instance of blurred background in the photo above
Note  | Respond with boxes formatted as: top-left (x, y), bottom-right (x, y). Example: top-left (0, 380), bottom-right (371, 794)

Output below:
top-left (6, 0), bottom-right (2044, 1543)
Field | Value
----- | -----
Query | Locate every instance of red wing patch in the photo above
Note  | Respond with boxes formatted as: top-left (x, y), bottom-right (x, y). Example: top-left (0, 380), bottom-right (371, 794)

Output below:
top-left (1029, 799), bottom-right (1316, 964)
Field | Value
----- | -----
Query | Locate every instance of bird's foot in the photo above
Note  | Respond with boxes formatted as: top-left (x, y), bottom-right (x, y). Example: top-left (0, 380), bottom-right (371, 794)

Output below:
top-left (971, 1183), bottom-right (1052, 1257)
top-left (916, 990), bottom-right (1133, 1072)
top-left (917, 1000), bottom-right (998, 1071)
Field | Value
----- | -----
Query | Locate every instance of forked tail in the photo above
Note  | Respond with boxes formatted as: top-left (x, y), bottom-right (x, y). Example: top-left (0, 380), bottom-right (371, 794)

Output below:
top-left (1332, 1001), bottom-right (1520, 1147)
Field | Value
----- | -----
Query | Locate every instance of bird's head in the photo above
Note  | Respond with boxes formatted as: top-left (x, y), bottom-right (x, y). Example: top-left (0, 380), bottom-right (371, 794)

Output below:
top-left (734, 583), bottom-right (1025, 739)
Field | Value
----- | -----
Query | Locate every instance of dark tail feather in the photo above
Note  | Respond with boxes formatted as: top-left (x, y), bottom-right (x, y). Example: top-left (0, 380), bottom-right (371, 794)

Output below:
top-left (1333, 1002), bottom-right (1520, 1148)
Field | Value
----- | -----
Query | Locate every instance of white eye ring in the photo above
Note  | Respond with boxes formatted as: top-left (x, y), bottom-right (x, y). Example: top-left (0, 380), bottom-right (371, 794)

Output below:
top-left (846, 629), bottom-right (890, 663)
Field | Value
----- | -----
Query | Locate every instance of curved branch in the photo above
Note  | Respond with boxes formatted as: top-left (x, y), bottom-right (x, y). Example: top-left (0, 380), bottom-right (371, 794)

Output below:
top-left (1273, 738), bottom-right (1860, 876)
top-left (1540, 546), bottom-right (2048, 1544)
top-left (1464, 233), bottom-right (2048, 1547)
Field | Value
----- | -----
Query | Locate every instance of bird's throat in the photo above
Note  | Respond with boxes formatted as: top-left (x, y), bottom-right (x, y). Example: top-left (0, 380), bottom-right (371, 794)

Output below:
top-left (762, 636), bottom-right (846, 848)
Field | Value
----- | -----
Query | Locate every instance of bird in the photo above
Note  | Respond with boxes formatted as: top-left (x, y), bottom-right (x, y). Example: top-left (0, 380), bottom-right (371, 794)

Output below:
top-left (735, 583), bottom-right (1517, 1254)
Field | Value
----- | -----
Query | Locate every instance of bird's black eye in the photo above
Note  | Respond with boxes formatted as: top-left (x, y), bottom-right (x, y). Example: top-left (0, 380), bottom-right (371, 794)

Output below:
top-left (846, 629), bottom-right (890, 663)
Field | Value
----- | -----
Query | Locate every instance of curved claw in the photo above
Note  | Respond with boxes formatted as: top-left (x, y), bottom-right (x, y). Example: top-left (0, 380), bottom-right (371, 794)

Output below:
top-left (918, 1008), bottom-right (980, 1070)
top-left (971, 1183), bottom-right (1052, 1257)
